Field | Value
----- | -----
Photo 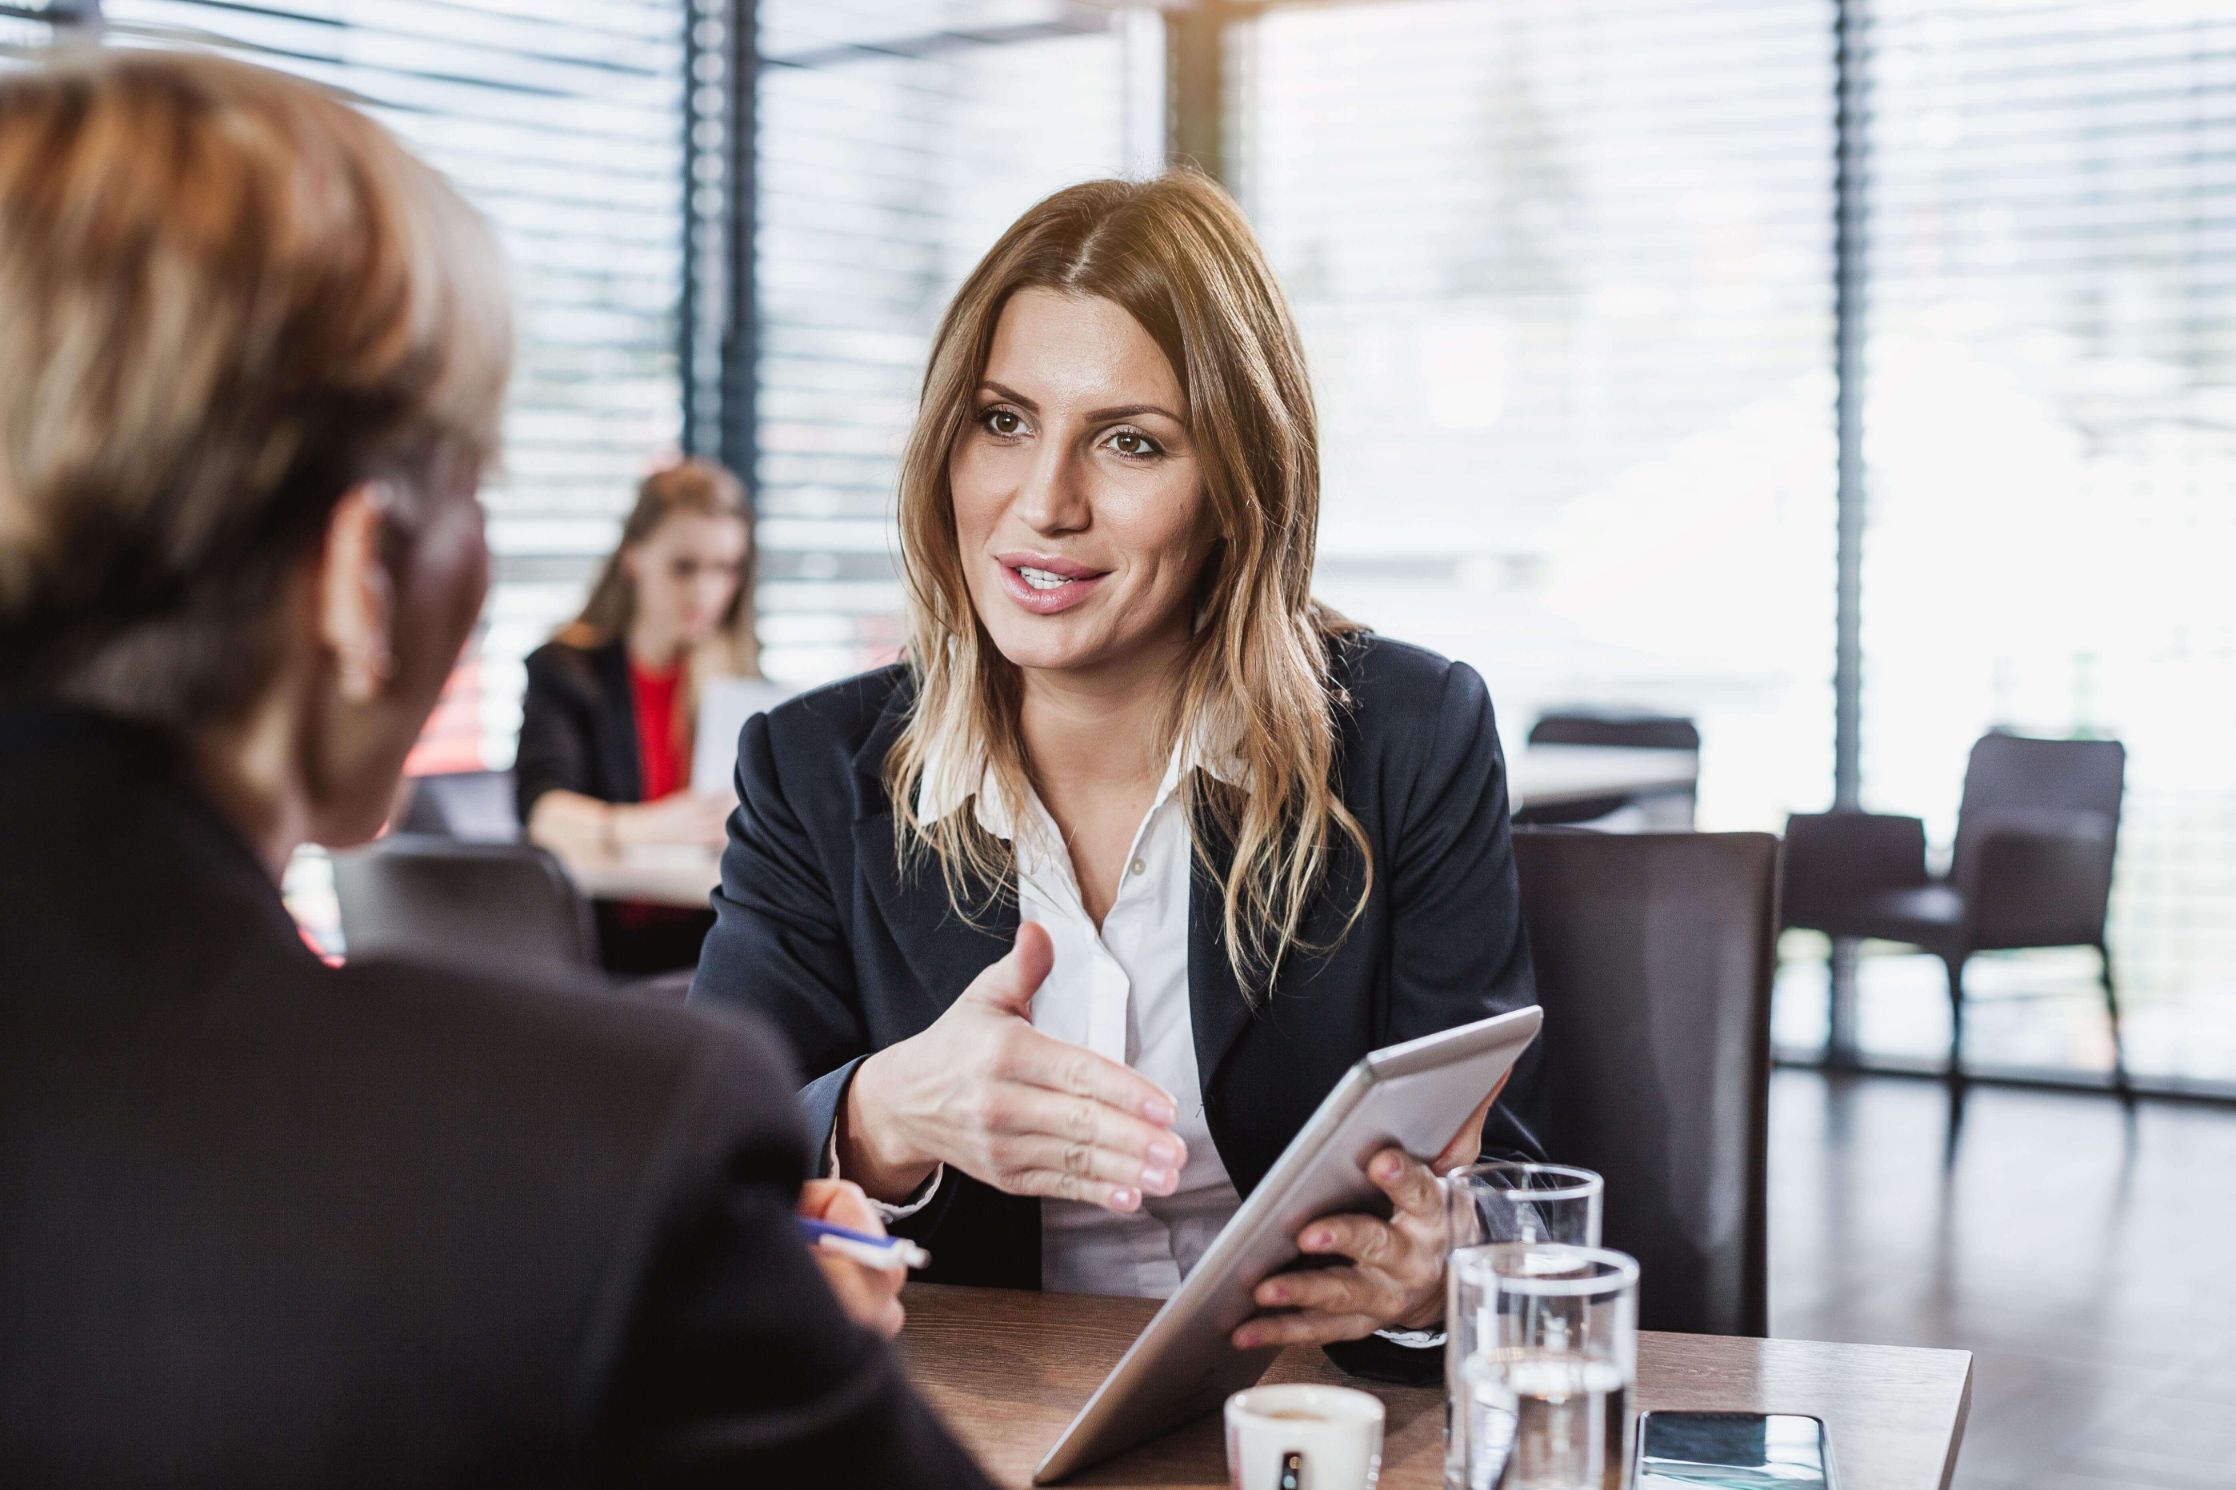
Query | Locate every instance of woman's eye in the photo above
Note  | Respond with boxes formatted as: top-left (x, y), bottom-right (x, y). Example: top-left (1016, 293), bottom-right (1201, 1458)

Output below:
top-left (1107, 429), bottom-right (1162, 460)
top-left (981, 408), bottom-right (1026, 438)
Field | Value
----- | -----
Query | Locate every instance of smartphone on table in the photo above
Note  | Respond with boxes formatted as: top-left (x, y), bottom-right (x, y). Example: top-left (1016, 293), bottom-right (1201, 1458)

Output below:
top-left (1633, 1411), bottom-right (1836, 1489)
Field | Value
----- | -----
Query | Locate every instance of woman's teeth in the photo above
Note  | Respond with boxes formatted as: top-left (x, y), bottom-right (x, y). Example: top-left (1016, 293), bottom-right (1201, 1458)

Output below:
top-left (1017, 566), bottom-right (1075, 591)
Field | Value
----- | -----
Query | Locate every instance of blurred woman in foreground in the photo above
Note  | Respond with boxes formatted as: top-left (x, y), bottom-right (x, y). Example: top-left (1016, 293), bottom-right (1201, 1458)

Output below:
top-left (0, 48), bottom-right (986, 1487)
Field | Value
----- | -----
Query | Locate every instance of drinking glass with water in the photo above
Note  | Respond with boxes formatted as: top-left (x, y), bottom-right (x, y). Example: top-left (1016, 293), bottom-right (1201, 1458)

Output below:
top-left (1443, 1162), bottom-right (1604, 1490)
top-left (1452, 1244), bottom-right (1638, 1490)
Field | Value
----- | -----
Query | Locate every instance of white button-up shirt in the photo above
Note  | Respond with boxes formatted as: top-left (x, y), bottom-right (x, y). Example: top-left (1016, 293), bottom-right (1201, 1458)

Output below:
top-left (910, 732), bottom-right (1245, 1297)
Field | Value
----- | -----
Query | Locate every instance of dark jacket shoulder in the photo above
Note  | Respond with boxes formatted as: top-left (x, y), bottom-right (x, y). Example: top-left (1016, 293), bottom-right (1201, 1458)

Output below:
top-left (1329, 629), bottom-right (1478, 724)
top-left (523, 638), bottom-right (618, 703)
top-left (516, 638), bottom-right (637, 816)
top-left (757, 661), bottom-right (912, 758)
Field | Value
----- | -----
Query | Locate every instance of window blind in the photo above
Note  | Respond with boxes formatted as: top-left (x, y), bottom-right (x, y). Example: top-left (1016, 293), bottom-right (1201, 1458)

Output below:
top-left (1855, 0), bottom-right (2236, 1031)
top-left (92, 0), bottom-right (691, 768)
top-left (753, 0), bottom-right (1164, 682)
top-left (0, 1), bottom-right (65, 55)
top-left (1226, 0), bottom-right (1841, 834)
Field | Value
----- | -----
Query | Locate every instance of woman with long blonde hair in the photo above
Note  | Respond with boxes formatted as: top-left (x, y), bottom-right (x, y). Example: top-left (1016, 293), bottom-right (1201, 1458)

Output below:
top-left (516, 457), bottom-right (760, 970)
top-left (692, 170), bottom-right (1538, 1375)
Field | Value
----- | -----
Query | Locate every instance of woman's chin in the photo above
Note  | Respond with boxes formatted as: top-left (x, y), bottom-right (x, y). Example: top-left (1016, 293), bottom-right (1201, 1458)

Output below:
top-left (984, 627), bottom-right (1110, 678)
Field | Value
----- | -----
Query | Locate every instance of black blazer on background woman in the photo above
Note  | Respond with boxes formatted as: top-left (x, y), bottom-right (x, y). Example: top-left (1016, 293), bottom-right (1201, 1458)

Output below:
top-left (514, 638), bottom-right (642, 823)
top-left (691, 632), bottom-right (1541, 1378)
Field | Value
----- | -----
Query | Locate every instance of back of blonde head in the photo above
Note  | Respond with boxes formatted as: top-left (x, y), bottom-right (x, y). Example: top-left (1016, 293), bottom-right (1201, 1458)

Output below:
top-left (889, 170), bottom-right (1369, 998)
top-left (0, 48), bottom-right (510, 728)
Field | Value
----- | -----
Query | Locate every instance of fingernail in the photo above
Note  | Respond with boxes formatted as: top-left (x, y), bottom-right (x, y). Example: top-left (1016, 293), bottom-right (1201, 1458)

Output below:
top-left (1233, 1329), bottom-right (1257, 1350)
top-left (1377, 1155), bottom-right (1401, 1180)
top-left (1305, 1230), bottom-right (1330, 1250)
top-left (1141, 1166), bottom-right (1176, 1194)
top-left (1148, 1139), bottom-right (1181, 1167)
top-left (1144, 1097), bottom-right (1177, 1125)
top-left (1110, 1187), bottom-right (1139, 1212)
top-left (1262, 1284), bottom-right (1289, 1305)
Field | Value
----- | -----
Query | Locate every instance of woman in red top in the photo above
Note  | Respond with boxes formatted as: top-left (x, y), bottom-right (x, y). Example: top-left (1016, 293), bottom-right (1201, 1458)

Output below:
top-left (517, 458), bottom-right (760, 971)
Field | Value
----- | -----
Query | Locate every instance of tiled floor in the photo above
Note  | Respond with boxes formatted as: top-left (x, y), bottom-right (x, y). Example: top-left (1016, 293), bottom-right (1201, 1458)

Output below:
top-left (1768, 1069), bottom-right (2236, 1490)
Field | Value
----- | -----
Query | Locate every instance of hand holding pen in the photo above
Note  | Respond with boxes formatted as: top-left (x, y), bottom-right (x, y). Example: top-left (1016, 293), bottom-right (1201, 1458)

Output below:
top-left (795, 1179), bottom-right (917, 1339)
top-left (797, 1217), bottom-right (933, 1273)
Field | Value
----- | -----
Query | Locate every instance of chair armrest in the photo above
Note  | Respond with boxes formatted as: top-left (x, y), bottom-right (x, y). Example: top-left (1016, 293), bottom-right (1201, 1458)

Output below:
top-left (1962, 812), bottom-right (2116, 947)
top-left (1780, 811), bottom-right (1929, 928)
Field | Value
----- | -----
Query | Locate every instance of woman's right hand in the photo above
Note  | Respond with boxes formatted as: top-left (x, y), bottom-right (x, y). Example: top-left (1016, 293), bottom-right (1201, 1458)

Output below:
top-left (838, 922), bottom-right (1186, 1214)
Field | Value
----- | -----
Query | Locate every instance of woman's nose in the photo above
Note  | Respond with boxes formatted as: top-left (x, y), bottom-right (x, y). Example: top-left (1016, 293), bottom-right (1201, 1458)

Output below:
top-left (1012, 442), bottom-right (1090, 535)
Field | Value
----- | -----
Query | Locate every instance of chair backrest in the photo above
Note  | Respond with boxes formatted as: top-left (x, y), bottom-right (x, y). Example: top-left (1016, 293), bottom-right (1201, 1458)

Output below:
top-left (393, 769), bottom-right (521, 842)
top-left (332, 835), bottom-right (596, 974)
top-left (1527, 711), bottom-right (1702, 753)
top-left (1952, 732), bottom-right (2124, 882)
top-left (1513, 829), bottom-right (1778, 1337)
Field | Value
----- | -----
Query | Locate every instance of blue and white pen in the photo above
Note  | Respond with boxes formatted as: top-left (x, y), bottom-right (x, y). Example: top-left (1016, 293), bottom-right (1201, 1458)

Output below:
top-left (796, 1217), bottom-right (933, 1273)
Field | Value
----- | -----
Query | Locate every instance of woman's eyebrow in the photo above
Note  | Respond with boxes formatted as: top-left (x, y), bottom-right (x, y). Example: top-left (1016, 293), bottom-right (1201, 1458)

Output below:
top-left (978, 379), bottom-right (1181, 426)
top-left (977, 379), bottom-right (1039, 411)
top-left (1084, 401), bottom-right (1181, 424)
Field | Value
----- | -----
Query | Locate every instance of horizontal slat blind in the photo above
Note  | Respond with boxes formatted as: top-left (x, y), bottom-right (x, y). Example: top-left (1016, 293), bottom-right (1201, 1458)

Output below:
top-left (1227, 0), bottom-right (1840, 833)
top-left (753, 0), bottom-right (1163, 682)
top-left (0, 1), bottom-right (63, 55)
top-left (1857, 1), bottom-right (2236, 1023)
top-left (95, 0), bottom-right (689, 767)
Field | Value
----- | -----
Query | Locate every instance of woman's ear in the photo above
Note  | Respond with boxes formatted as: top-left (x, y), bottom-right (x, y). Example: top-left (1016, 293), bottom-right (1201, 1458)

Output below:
top-left (318, 482), bottom-right (398, 704)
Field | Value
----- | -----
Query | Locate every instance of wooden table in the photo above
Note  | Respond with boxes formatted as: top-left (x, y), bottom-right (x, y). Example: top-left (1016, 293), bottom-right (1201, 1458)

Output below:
top-left (898, 1285), bottom-right (1971, 1490)
top-left (562, 745), bottom-right (1705, 909)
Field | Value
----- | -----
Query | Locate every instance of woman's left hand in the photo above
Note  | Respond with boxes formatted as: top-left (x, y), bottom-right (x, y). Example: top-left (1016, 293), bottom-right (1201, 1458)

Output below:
top-left (1229, 1078), bottom-right (1507, 1351)
top-left (1230, 1148), bottom-right (1447, 1349)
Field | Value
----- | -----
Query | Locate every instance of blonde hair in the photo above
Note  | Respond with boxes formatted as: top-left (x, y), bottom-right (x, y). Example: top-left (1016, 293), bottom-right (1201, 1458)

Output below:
top-left (887, 170), bottom-right (1371, 999)
top-left (0, 47), bottom-right (510, 728)
top-left (556, 456), bottom-right (761, 768)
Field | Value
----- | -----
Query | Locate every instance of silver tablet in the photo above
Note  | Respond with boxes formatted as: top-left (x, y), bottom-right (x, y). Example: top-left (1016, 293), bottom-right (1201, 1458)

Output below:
top-left (1032, 1004), bottom-right (1543, 1484)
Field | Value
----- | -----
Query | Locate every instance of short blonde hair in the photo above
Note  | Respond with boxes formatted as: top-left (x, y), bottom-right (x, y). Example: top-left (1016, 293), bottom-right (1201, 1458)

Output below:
top-left (0, 47), bottom-right (510, 727)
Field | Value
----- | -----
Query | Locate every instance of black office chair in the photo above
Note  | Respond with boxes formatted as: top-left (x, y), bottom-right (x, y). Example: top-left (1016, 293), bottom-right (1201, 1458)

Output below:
top-left (1514, 829), bottom-right (1778, 1337)
top-left (393, 768), bottom-right (521, 842)
top-left (1518, 710), bottom-right (1701, 829)
top-left (332, 834), bottom-right (597, 974)
top-left (1781, 731), bottom-right (2126, 1083)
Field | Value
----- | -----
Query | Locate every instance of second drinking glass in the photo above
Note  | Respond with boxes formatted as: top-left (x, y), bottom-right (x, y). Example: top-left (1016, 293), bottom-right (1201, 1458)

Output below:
top-left (1444, 1162), bottom-right (1603, 1490)
top-left (1454, 1244), bottom-right (1640, 1490)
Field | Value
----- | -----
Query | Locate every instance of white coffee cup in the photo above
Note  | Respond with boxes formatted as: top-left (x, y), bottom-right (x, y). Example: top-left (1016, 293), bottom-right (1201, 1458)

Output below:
top-left (1224, 1383), bottom-right (1385, 1490)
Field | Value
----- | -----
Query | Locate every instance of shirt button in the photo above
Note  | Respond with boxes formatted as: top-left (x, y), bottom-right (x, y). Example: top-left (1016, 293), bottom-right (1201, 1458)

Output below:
top-left (1129, 857), bottom-right (1147, 877)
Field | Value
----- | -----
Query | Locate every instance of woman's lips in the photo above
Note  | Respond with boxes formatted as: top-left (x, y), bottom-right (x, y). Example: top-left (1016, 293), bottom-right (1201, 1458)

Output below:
top-left (996, 556), bottom-right (1108, 615)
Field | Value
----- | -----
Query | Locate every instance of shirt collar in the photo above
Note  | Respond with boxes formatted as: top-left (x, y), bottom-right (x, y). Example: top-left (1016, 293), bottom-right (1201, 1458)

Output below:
top-left (915, 712), bottom-right (1245, 842)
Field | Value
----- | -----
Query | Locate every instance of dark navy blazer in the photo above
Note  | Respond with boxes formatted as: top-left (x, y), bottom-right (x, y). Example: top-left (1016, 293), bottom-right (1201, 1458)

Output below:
top-left (690, 631), bottom-right (1542, 1381)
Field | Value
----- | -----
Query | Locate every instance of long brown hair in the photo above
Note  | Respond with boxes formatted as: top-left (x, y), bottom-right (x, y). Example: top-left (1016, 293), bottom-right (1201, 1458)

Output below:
top-left (886, 169), bottom-right (1371, 1000)
top-left (558, 458), bottom-right (761, 763)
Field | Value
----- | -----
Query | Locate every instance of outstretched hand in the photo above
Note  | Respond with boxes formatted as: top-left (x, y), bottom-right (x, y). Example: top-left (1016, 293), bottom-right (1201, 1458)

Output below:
top-left (839, 922), bottom-right (1187, 1213)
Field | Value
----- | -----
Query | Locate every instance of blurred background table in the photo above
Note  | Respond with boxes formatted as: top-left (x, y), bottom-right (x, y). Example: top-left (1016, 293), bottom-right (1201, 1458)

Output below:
top-left (897, 1284), bottom-right (1971, 1490)
top-left (564, 844), bottom-right (723, 909)
top-left (1506, 743), bottom-right (1697, 814)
